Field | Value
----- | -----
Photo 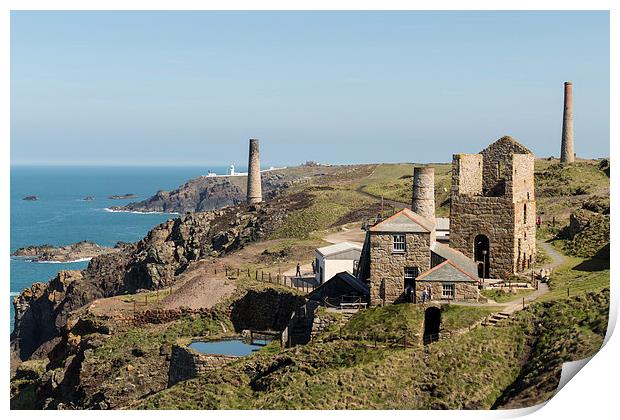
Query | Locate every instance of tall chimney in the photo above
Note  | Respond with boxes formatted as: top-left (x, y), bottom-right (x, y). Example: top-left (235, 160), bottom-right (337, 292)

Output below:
top-left (560, 81), bottom-right (575, 164)
top-left (412, 166), bottom-right (435, 221)
top-left (246, 139), bottom-right (262, 204)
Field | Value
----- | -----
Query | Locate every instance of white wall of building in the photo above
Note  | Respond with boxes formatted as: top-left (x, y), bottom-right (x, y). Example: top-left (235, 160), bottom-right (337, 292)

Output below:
top-left (315, 255), bottom-right (357, 284)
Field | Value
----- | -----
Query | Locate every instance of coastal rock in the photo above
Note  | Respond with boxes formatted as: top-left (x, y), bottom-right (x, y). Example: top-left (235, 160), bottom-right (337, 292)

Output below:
top-left (11, 241), bottom-right (116, 263)
top-left (109, 170), bottom-right (310, 214)
top-left (82, 196), bottom-right (94, 201)
top-left (22, 195), bottom-right (39, 201)
top-left (107, 194), bottom-right (138, 200)
top-left (11, 192), bottom-right (313, 361)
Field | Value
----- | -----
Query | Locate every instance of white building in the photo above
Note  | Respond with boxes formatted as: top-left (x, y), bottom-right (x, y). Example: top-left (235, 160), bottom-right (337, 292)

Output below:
top-left (315, 242), bottom-right (363, 284)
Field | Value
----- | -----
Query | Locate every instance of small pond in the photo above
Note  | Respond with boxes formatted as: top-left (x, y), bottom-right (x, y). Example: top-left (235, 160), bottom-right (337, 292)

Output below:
top-left (188, 339), bottom-right (271, 357)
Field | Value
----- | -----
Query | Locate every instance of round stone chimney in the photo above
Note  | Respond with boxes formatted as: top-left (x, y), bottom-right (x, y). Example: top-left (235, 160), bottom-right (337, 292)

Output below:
top-left (412, 166), bottom-right (435, 221)
top-left (247, 139), bottom-right (262, 204)
top-left (560, 81), bottom-right (575, 164)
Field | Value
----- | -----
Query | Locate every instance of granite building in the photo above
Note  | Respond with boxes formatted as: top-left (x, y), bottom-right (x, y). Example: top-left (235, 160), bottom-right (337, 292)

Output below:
top-left (449, 136), bottom-right (536, 278)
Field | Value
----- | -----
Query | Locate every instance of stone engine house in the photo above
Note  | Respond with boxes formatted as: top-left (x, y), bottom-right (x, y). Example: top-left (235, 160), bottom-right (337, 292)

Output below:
top-left (357, 135), bottom-right (537, 306)
top-left (449, 136), bottom-right (536, 279)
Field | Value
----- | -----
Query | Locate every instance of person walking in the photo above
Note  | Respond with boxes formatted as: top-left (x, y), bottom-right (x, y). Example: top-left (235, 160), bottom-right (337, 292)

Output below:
top-left (295, 263), bottom-right (301, 278)
top-left (311, 260), bottom-right (316, 274)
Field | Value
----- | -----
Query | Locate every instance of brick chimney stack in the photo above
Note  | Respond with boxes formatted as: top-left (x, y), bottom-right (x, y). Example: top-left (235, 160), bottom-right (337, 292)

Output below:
top-left (246, 139), bottom-right (262, 204)
top-left (560, 81), bottom-right (575, 164)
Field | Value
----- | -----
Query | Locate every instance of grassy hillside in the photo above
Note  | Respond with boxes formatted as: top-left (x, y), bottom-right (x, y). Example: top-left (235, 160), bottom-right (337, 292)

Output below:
top-left (359, 163), bottom-right (452, 217)
top-left (141, 289), bottom-right (608, 410)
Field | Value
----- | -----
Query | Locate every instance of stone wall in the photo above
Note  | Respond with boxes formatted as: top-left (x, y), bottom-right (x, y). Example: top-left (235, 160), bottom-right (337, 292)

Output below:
top-left (167, 344), bottom-right (238, 387)
top-left (451, 154), bottom-right (483, 196)
top-left (369, 232), bottom-right (431, 305)
top-left (480, 136), bottom-right (531, 195)
top-left (230, 288), bottom-right (306, 332)
top-left (450, 138), bottom-right (536, 278)
top-left (450, 195), bottom-right (516, 278)
top-left (132, 307), bottom-right (220, 325)
top-left (415, 281), bottom-right (480, 302)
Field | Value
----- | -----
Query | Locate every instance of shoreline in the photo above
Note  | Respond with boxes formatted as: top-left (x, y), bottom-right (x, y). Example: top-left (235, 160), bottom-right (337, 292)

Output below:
top-left (11, 256), bottom-right (93, 264)
top-left (103, 208), bottom-right (180, 215)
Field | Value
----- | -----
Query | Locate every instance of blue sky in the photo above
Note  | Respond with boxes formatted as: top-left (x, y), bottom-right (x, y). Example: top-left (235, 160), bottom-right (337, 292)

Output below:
top-left (11, 11), bottom-right (609, 166)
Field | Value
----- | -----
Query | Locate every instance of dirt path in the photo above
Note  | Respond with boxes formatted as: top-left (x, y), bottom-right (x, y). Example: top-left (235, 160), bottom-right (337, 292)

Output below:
top-left (538, 240), bottom-right (567, 270)
top-left (158, 259), bottom-right (237, 310)
top-left (497, 240), bottom-right (566, 314)
top-left (322, 224), bottom-right (366, 245)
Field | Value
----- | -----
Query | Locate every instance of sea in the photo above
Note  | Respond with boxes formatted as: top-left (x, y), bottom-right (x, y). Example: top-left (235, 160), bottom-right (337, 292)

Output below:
top-left (9, 165), bottom-right (238, 332)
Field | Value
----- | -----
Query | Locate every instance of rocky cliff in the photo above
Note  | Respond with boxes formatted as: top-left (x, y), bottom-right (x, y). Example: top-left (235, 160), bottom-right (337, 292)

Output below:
top-left (11, 192), bottom-right (313, 362)
top-left (109, 170), bottom-right (303, 214)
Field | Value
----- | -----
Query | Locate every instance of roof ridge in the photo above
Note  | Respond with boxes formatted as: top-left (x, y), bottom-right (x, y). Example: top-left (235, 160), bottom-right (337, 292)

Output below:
top-left (417, 258), bottom-right (478, 282)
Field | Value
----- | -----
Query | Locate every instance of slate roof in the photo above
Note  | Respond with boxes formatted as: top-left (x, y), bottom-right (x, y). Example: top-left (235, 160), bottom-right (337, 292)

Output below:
top-left (416, 260), bottom-right (478, 283)
top-left (369, 208), bottom-right (435, 233)
top-left (308, 271), bottom-right (370, 301)
top-left (316, 242), bottom-right (363, 258)
top-left (430, 242), bottom-right (479, 279)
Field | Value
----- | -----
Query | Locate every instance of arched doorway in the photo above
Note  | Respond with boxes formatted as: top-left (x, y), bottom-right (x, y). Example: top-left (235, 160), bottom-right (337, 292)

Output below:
top-left (474, 234), bottom-right (490, 278)
top-left (423, 307), bottom-right (441, 344)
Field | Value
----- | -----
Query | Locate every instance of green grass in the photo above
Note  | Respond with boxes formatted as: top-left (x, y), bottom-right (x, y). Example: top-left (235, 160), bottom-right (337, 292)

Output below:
top-left (339, 304), bottom-right (425, 340)
top-left (359, 163), bottom-right (452, 217)
top-left (494, 289), bottom-right (609, 408)
top-left (535, 160), bottom-right (609, 198)
top-left (139, 288), bottom-right (610, 410)
top-left (270, 188), bottom-right (376, 239)
top-left (441, 305), bottom-right (503, 329)
top-left (481, 289), bottom-right (534, 304)
top-left (540, 255), bottom-right (609, 302)
top-left (90, 312), bottom-right (233, 363)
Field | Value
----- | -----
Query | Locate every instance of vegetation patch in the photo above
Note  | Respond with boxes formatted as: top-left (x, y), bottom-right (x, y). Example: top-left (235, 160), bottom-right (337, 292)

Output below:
top-left (481, 289), bottom-right (534, 304)
top-left (494, 289), bottom-right (609, 408)
top-left (440, 305), bottom-right (502, 330)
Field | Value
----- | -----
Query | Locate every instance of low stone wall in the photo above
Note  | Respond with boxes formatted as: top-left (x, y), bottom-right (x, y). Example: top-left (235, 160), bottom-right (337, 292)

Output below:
top-left (230, 288), bottom-right (306, 332)
top-left (167, 344), bottom-right (238, 387)
top-left (108, 307), bottom-right (222, 327)
top-left (310, 310), bottom-right (339, 340)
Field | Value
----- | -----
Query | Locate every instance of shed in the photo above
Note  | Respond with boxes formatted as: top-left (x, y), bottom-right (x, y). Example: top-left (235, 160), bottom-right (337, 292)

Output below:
top-left (308, 271), bottom-right (369, 304)
top-left (315, 242), bottom-right (362, 284)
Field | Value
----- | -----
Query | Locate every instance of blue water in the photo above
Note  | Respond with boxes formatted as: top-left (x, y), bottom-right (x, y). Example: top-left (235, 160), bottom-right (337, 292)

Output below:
top-left (188, 339), bottom-right (268, 356)
top-left (10, 165), bottom-right (237, 331)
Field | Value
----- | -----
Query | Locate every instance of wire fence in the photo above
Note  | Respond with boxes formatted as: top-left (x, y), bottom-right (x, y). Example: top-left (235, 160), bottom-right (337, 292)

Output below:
top-left (221, 266), bottom-right (318, 294)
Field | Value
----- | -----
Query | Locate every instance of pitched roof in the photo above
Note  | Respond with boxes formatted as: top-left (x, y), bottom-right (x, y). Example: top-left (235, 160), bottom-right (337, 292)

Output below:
top-left (416, 260), bottom-right (478, 282)
top-left (369, 208), bottom-right (435, 233)
top-left (480, 135), bottom-right (533, 156)
top-left (430, 242), bottom-right (479, 279)
top-left (316, 242), bottom-right (363, 258)
top-left (308, 271), bottom-right (370, 301)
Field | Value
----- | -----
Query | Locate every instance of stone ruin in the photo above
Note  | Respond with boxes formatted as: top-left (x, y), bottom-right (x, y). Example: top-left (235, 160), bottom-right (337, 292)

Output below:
top-left (449, 136), bottom-right (537, 278)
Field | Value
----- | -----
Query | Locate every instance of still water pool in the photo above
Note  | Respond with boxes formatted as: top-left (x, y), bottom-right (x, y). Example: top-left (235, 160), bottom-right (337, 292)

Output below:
top-left (188, 339), bottom-right (269, 357)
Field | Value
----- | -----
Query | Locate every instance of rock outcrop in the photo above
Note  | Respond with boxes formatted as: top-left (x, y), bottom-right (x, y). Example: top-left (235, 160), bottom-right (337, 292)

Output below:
top-left (109, 171), bottom-right (305, 214)
top-left (11, 192), bottom-right (313, 362)
top-left (11, 241), bottom-right (117, 263)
